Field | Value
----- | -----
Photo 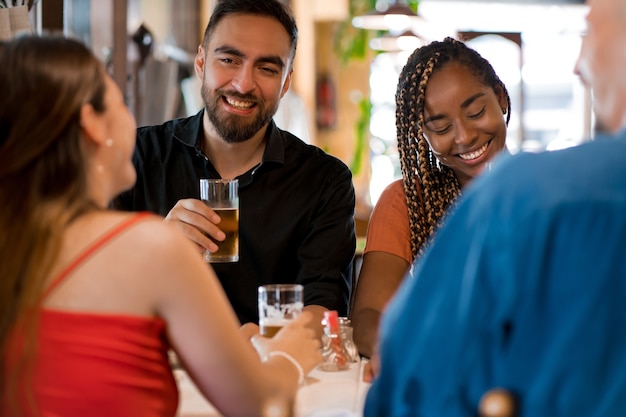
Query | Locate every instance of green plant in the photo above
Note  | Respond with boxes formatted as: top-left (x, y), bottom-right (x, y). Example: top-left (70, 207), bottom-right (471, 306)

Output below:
top-left (333, 0), bottom-right (419, 176)
top-left (333, 0), bottom-right (377, 65)
top-left (333, 0), bottom-right (419, 64)
top-left (350, 95), bottom-right (372, 175)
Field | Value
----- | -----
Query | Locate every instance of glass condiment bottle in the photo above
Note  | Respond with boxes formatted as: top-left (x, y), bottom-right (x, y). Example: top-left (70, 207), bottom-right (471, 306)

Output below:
top-left (318, 310), bottom-right (351, 371)
top-left (338, 317), bottom-right (359, 363)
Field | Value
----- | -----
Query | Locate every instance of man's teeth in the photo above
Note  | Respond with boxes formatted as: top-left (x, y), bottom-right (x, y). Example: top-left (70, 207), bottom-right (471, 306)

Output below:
top-left (225, 97), bottom-right (254, 110)
top-left (459, 142), bottom-right (488, 160)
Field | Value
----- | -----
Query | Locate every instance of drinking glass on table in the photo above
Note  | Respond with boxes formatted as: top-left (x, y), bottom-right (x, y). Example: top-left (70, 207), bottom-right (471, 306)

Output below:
top-left (200, 178), bottom-right (239, 263)
top-left (258, 284), bottom-right (304, 337)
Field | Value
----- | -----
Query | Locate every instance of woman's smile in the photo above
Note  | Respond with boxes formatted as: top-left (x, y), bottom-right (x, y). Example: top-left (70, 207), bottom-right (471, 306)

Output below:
top-left (458, 139), bottom-right (492, 161)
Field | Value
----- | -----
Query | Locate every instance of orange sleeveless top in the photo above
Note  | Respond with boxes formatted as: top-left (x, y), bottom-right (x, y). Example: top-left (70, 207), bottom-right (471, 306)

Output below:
top-left (2, 213), bottom-right (179, 417)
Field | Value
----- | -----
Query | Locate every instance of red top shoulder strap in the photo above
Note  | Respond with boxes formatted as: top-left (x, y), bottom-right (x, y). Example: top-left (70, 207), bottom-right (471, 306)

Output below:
top-left (42, 212), bottom-right (153, 300)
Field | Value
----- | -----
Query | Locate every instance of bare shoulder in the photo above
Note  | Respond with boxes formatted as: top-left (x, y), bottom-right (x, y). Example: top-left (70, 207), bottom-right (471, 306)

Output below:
top-left (106, 212), bottom-right (224, 318)
top-left (99, 211), bottom-right (214, 298)
top-left (101, 211), bottom-right (200, 264)
top-left (49, 211), bottom-right (210, 315)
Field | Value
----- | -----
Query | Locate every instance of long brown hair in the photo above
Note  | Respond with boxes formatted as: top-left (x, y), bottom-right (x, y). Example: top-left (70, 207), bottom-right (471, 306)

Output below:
top-left (396, 37), bottom-right (511, 258)
top-left (0, 35), bottom-right (107, 412)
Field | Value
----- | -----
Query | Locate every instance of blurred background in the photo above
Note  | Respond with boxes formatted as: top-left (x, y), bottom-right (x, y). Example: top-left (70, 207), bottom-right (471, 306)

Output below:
top-left (25, 0), bottom-right (589, 215)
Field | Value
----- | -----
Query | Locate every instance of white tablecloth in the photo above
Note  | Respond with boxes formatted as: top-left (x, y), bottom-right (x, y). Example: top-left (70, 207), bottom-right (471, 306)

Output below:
top-left (176, 360), bottom-right (371, 417)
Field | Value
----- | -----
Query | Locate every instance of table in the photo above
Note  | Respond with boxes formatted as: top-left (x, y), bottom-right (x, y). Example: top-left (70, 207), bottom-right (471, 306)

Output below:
top-left (176, 360), bottom-right (371, 417)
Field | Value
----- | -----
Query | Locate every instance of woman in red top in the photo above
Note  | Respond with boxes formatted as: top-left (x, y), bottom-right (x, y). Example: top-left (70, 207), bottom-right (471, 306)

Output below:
top-left (0, 35), bottom-right (321, 417)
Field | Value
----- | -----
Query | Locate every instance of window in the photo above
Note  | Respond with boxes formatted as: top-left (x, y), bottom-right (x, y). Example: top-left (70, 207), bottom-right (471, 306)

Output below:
top-left (367, 1), bottom-right (589, 206)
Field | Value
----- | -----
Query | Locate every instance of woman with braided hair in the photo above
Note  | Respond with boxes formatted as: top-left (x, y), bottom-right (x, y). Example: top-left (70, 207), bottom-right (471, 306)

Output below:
top-left (352, 37), bottom-right (511, 365)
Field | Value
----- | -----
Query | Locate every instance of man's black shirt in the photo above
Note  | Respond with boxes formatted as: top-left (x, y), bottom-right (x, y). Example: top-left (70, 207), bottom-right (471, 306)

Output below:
top-left (114, 111), bottom-right (356, 324)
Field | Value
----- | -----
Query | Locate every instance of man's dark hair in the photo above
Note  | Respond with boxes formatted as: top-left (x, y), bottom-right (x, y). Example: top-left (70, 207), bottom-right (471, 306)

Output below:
top-left (202, 0), bottom-right (298, 63)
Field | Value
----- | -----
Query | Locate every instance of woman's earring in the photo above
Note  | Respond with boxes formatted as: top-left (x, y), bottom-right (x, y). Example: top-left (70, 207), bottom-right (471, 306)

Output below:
top-left (502, 108), bottom-right (507, 115)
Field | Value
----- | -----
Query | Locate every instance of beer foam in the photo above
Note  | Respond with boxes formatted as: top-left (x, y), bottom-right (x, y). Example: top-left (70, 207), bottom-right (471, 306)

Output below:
top-left (259, 317), bottom-right (294, 327)
top-left (260, 302), bottom-right (303, 321)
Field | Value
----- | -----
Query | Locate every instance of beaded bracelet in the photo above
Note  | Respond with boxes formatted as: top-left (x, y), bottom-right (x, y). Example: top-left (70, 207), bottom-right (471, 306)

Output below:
top-left (265, 351), bottom-right (305, 385)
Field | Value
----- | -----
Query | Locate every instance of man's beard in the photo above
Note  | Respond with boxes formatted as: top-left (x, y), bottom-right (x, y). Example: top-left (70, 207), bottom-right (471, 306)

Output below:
top-left (202, 84), bottom-right (279, 144)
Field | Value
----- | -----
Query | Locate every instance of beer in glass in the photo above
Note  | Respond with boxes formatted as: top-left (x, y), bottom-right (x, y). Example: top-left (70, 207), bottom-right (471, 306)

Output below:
top-left (258, 284), bottom-right (303, 337)
top-left (200, 178), bottom-right (239, 263)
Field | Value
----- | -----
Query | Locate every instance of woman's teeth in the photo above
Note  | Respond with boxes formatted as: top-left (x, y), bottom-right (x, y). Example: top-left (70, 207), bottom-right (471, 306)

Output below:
top-left (459, 141), bottom-right (489, 160)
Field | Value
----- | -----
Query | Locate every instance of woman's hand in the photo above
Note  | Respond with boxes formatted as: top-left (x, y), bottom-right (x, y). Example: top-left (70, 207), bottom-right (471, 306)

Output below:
top-left (251, 312), bottom-right (323, 376)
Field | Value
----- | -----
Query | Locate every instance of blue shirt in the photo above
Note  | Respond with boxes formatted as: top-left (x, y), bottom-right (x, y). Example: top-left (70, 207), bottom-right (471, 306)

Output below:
top-left (365, 133), bottom-right (626, 417)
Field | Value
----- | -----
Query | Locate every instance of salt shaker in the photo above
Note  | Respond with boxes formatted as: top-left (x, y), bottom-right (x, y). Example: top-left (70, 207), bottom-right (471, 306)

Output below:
top-left (318, 310), bottom-right (351, 371)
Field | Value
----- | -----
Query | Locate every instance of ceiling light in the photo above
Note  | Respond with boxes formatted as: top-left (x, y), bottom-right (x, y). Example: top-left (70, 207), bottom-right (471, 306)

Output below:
top-left (369, 30), bottom-right (426, 52)
top-left (352, 0), bottom-right (426, 34)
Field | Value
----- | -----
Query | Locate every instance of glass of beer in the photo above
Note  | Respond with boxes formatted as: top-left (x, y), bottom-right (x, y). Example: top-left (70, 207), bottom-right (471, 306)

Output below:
top-left (258, 284), bottom-right (304, 337)
top-left (200, 178), bottom-right (239, 263)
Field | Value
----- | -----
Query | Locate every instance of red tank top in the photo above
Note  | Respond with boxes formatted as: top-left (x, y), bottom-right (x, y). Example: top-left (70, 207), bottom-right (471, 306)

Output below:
top-left (2, 213), bottom-right (179, 417)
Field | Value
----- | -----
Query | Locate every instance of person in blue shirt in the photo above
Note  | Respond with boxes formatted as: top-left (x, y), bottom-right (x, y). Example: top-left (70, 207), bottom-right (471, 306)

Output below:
top-left (364, 0), bottom-right (626, 415)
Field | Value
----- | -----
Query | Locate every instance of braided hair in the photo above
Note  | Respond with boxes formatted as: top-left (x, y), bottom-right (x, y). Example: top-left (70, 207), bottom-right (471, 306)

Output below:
top-left (395, 37), bottom-right (511, 258)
